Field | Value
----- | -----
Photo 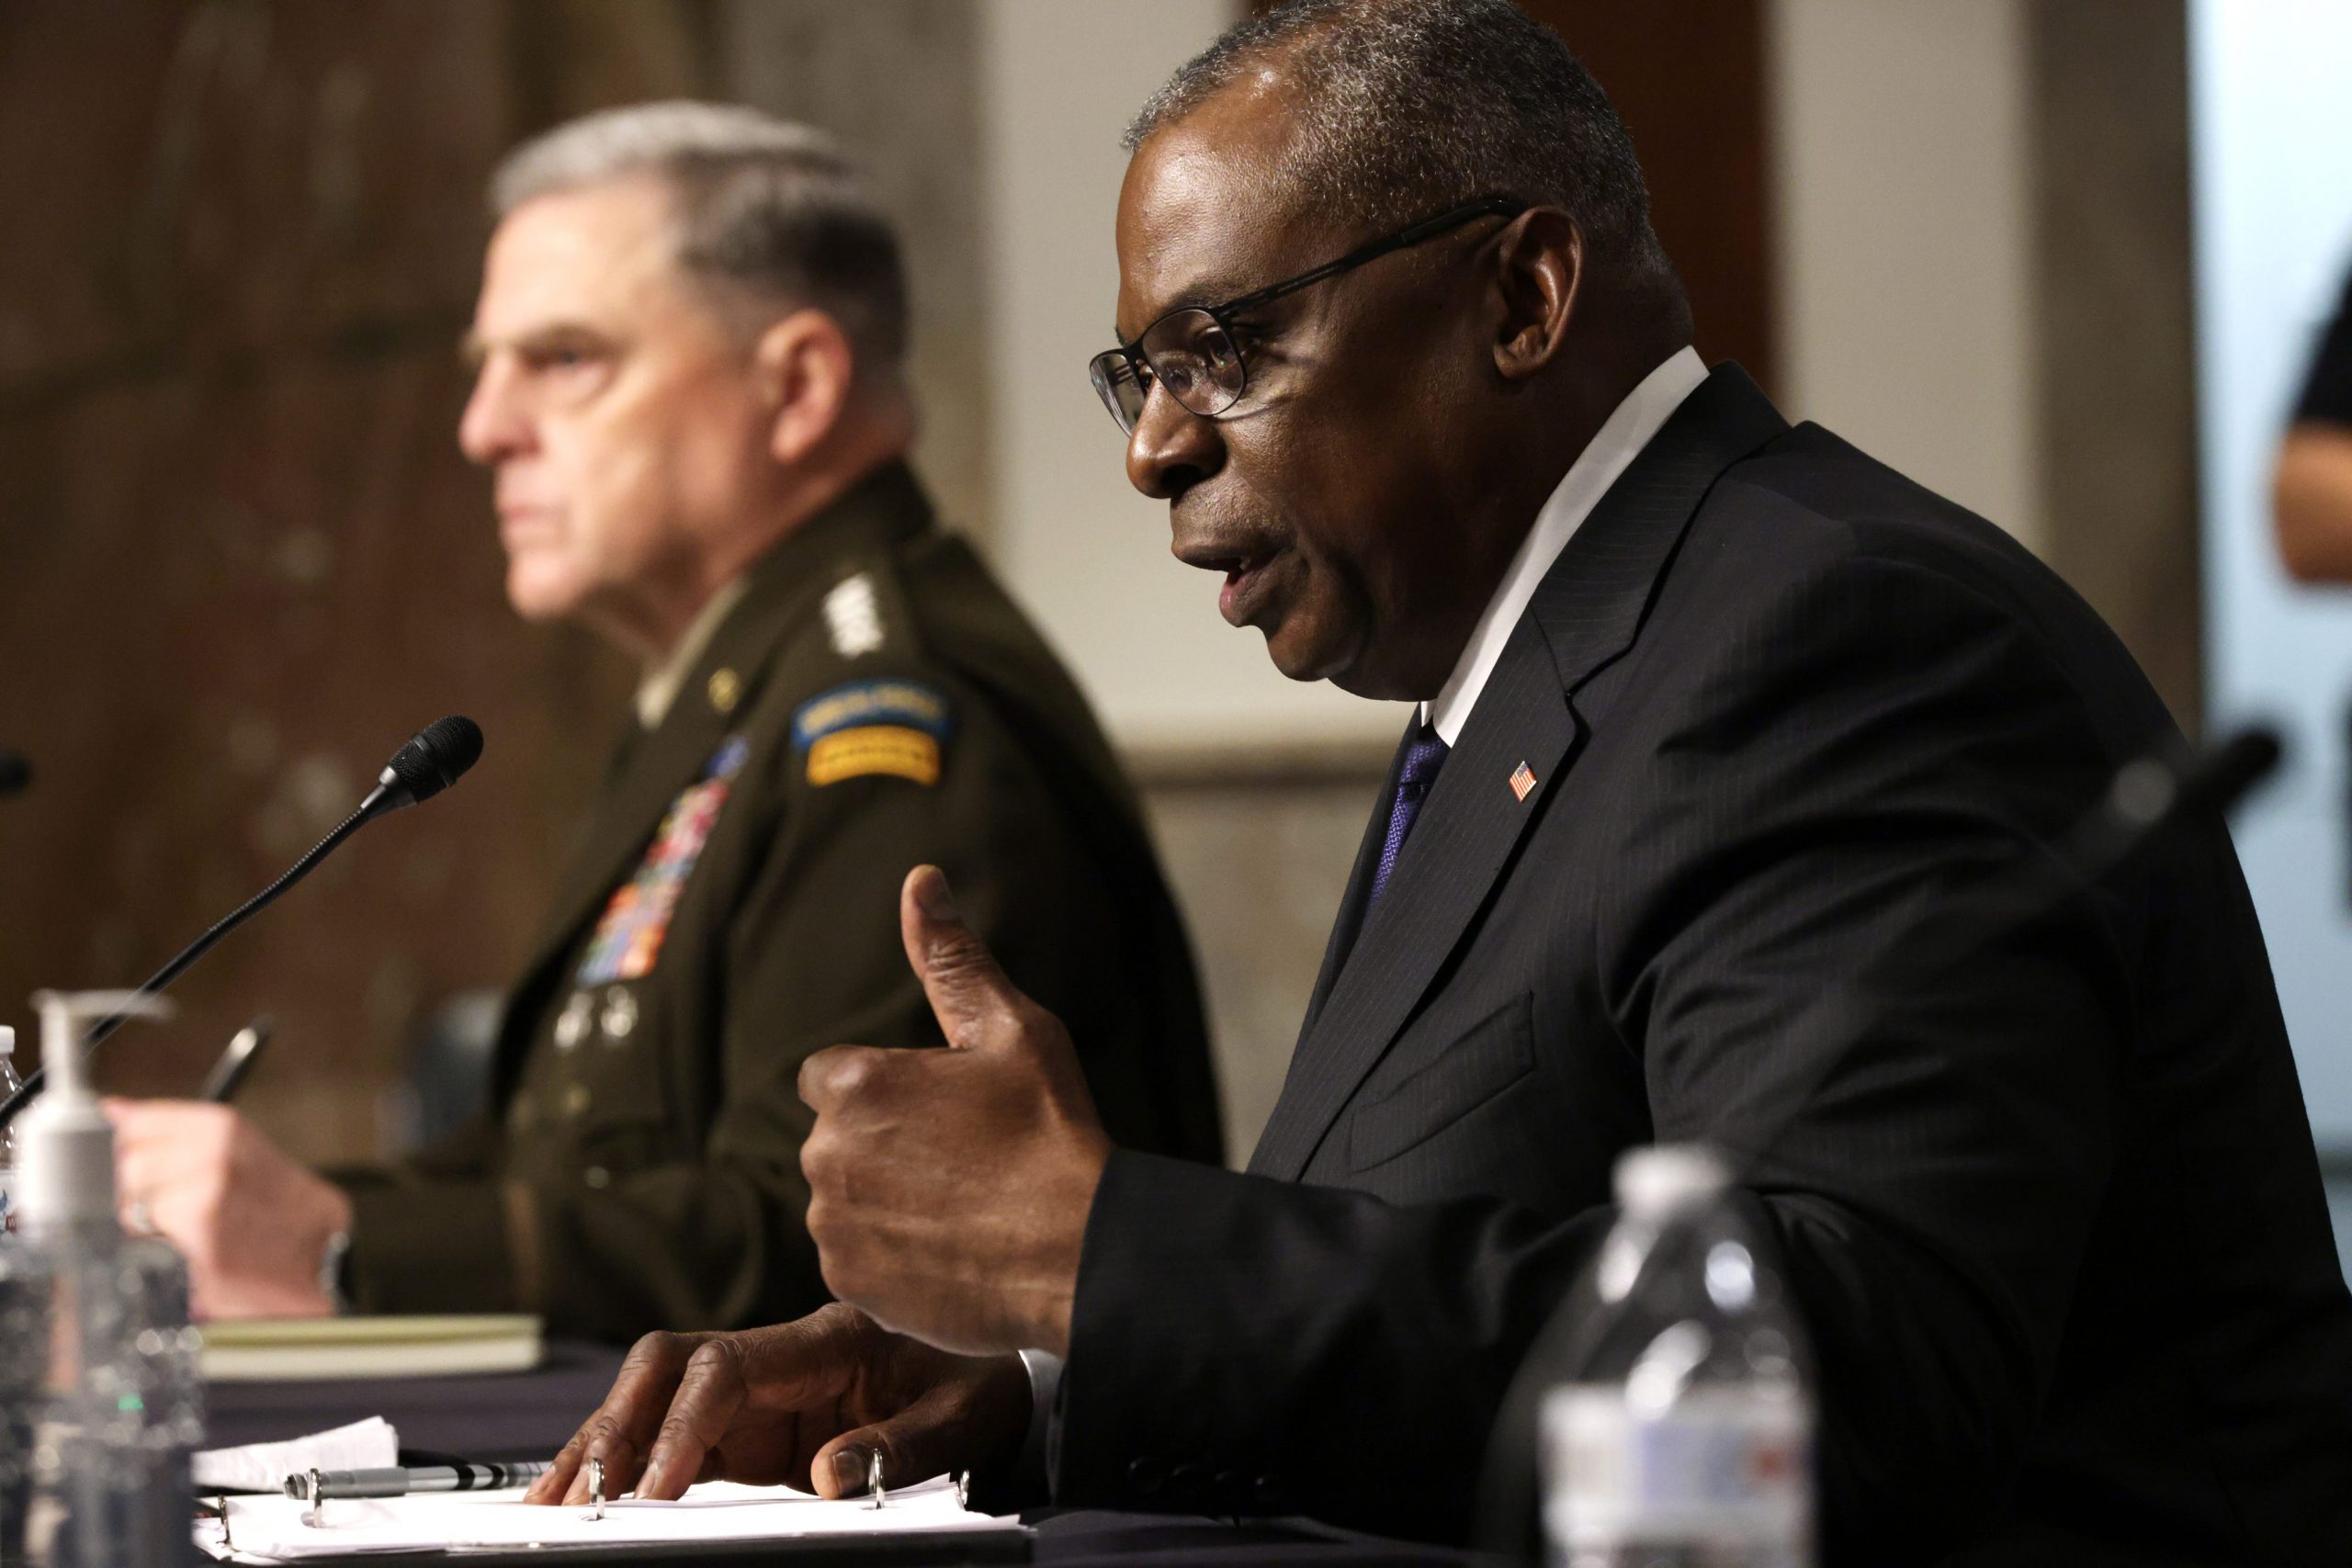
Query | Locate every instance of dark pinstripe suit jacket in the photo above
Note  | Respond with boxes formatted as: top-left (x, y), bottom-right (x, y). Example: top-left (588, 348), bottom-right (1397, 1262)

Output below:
top-left (1053, 366), bottom-right (2352, 1564)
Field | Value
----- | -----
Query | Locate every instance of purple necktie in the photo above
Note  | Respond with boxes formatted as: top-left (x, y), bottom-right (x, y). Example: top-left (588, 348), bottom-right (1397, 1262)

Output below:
top-left (1368, 726), bottom-right (1450, 907)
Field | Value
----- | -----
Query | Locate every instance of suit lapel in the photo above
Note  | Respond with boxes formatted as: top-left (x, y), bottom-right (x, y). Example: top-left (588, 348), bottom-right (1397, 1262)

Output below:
top-left (1297, 721), bottom-right (1419, 1035)
top-left (1248, 631), bottom-right (1577, 1178)
top-left (1247, 365), bottom-right (1790, 1180)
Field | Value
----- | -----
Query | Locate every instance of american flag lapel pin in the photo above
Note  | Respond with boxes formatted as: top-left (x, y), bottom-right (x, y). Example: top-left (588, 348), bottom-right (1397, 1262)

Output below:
top-left (1510, 761), bottom-right (1538, 801)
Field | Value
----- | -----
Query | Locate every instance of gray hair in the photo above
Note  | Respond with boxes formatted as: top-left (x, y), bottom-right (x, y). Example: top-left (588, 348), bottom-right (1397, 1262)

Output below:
top-left (491, 101), bottom-right (909, 373)
top-left (1126, 0), bottom-right (1683, 309)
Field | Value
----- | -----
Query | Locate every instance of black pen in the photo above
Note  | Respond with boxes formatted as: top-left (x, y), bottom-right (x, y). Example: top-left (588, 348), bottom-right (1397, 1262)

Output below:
top-left (282, 1460), bottom-right (552, 1499)
top-left (199, 1018), bottom-right (272, 1103)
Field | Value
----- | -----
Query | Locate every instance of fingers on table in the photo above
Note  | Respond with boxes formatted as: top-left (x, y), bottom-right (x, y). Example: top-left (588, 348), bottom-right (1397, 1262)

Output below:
top-left (636, 1337), bottom-right (758, 1500)
top-left (527, 1331), bottom-right (707, 1506)
top-left (632, 1308), bottom-right (880, 1497)
top-left (533, 1311), bottom-right (885, 1507)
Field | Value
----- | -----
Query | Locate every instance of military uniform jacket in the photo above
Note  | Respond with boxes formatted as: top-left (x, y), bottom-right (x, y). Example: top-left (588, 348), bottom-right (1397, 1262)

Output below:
top-left (340, 462), bottom-right (1221, 1339)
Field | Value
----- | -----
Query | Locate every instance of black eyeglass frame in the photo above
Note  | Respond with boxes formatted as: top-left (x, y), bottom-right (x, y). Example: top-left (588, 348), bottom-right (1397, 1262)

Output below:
top-left (1089, 193), bottom-right (1531, 434)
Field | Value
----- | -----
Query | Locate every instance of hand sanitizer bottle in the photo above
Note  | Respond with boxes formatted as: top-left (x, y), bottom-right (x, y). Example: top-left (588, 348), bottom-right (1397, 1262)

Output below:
top-left (15, 991), bottom-right (205, 1568)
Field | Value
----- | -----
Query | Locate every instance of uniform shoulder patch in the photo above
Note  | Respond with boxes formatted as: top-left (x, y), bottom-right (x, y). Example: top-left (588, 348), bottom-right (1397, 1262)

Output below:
top-left (792, 679), bottom-right (953, 788)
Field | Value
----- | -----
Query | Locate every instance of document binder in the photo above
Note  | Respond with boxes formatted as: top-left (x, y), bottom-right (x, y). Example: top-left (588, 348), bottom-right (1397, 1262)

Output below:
top-left (198, 1472), bottom-right (1030, 1563)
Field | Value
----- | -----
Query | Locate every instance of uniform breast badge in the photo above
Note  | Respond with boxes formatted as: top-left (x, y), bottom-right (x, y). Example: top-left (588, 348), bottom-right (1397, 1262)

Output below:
top-left (575, 735), bottom-right (752, 987)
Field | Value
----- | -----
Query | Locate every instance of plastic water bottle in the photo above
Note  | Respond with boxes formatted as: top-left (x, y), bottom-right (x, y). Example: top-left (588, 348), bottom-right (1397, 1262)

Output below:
top-left (1540, 1145), bottom-right (1814, 1568)
top-left (15, 991), bottom-right (204, 1567)
top-left (0, 1133), bottom-right (47, 1565)
top-left (2, 1024), bottom-right (43, 1565)
top-left (1, 1026), bottom-right (21, 1237)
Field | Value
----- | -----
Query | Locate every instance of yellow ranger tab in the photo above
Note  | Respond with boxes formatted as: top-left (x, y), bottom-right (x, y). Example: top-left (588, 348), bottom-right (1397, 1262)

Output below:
top-left (808, 724), bottom-right (940, 786)
top-left (793, 679), bottom-right (953, 788)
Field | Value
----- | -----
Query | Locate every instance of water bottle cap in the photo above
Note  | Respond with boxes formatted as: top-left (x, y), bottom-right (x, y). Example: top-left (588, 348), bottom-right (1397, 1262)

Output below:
top-left (1613, 1143), bottom-right (1732, 1218)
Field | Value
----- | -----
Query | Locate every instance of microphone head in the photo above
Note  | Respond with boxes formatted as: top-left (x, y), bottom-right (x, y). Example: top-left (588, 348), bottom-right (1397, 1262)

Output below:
top-left (0, 750), bottom-right (28, 797)
top-left (2069, 724), bottom-right (2283, 880)
top-left (377, 716), bottom-right (484, 808)
top-left (2187, 727), bottom-right (2283, 816)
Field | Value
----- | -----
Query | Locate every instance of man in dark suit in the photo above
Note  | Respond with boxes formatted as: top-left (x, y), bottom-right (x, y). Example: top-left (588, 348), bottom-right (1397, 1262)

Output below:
top-left (104, 102), bottom-right (1221, 1337)
top-left (527, 4), bottom-right (2352, 1561)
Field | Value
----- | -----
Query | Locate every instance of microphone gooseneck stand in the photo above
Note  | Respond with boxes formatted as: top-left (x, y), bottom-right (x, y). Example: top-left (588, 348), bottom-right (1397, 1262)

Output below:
top-left (0, 716), bottom-right (483, 1131)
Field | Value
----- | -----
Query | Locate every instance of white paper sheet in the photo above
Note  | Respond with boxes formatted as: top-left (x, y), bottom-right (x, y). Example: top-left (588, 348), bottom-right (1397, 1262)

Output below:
top-left (197, 1473), bottom-right (1021, 1562)
top-left (192, 1417), bottom-right (401, 1495)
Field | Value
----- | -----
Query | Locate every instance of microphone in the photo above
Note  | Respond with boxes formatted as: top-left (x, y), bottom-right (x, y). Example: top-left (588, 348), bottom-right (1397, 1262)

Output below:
top-left (0, 750), bottom-right (28, 796)
top-left (0, 716), bottom-right (484, 1129)
top-left (360, 715), bottom-right (484, 821)
top-left (1472, 724), bottom-right (2285, 1557)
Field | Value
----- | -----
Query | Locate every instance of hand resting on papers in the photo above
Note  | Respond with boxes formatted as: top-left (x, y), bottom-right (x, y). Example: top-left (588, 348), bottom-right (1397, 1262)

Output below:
top-left (523, 1303), bottom-right (1029, 1504)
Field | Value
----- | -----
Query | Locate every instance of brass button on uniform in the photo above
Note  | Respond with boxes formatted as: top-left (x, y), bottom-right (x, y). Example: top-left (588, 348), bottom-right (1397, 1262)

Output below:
top-left (562, 1083), bottom-right (593, 1117)
top-left (707, 668), bottom-right (741, 714)
top-left (554, 992), bottom-right (593, 1052)
top-left (600, 987), bottom-right (638, 1043)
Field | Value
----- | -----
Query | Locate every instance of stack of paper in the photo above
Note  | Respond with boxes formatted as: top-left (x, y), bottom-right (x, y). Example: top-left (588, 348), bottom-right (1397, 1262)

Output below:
top-left (198, 1474), bottom-right (1023, 1562)
top-left (192, 1416), bottom-right (400, 1494)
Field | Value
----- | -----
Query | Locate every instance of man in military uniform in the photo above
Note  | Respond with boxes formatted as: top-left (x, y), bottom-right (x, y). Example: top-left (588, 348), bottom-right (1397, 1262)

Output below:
top-left (106, 103), bottom-right (1223, 1341)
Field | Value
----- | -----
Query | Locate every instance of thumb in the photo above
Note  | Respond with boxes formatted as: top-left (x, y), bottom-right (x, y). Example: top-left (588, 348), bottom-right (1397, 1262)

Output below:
top-left (899, 865), bottom-right (1027, 1050)
top-left (809, 1396), bottom-right (978, 1500)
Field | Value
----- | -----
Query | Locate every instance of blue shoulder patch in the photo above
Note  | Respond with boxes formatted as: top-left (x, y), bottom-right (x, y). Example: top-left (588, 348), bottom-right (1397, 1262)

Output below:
top-left (791, 679), bottom-right (955, 750)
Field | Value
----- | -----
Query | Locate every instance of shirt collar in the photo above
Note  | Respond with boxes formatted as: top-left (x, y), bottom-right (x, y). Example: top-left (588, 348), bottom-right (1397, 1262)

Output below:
top-left (634, 576), bottom-right (752, 730)
top-left (1421, 345), bottom-right (1710, 745)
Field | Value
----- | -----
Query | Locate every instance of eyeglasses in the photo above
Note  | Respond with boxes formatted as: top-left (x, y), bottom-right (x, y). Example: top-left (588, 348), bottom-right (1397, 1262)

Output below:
top-left (1087, 194), bottom-right (1529, 436)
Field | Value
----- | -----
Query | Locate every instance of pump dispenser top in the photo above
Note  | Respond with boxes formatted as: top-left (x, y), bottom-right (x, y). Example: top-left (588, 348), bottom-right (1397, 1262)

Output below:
top-left (15, 990), bottom-right (171, 1230)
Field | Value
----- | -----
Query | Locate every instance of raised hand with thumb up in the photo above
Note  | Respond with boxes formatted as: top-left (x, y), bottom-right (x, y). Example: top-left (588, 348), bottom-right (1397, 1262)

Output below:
top-left (797, 864), bottom-right (1114, 1358)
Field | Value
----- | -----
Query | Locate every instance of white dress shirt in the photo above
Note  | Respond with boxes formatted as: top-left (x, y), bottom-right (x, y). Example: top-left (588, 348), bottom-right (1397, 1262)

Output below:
top-left (1421, 345), bottom-right (1709, 744)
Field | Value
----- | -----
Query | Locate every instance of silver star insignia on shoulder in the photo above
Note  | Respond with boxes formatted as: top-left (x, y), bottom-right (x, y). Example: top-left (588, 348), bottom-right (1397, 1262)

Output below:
top-left (823, 573), bottom-right (885, 657)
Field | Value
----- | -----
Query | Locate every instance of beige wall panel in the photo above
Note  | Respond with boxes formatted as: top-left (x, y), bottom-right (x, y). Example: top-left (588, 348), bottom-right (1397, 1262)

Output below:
top-left (1141, 771), bottom-right (1386, 1159)
top-left (717, 0), bottom-right (994, 539)
top-left (1770, 0), bottom-right (2046, 552)
top-left (2029, 0), bottom-right (2199, 728)
top-left (976, 0), bottom-right (1408, 754)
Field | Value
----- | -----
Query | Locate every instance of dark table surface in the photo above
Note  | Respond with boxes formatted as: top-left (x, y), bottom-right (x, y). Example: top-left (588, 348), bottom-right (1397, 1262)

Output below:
top-left (199, 1342), bottom-right (1489, 1567)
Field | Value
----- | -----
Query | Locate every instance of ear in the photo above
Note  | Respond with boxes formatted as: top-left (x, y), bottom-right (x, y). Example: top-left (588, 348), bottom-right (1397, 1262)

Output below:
top-left (1489, 208), bottom-right (1582, 382)
top-left (755, 309), bottom-right (857, 466)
